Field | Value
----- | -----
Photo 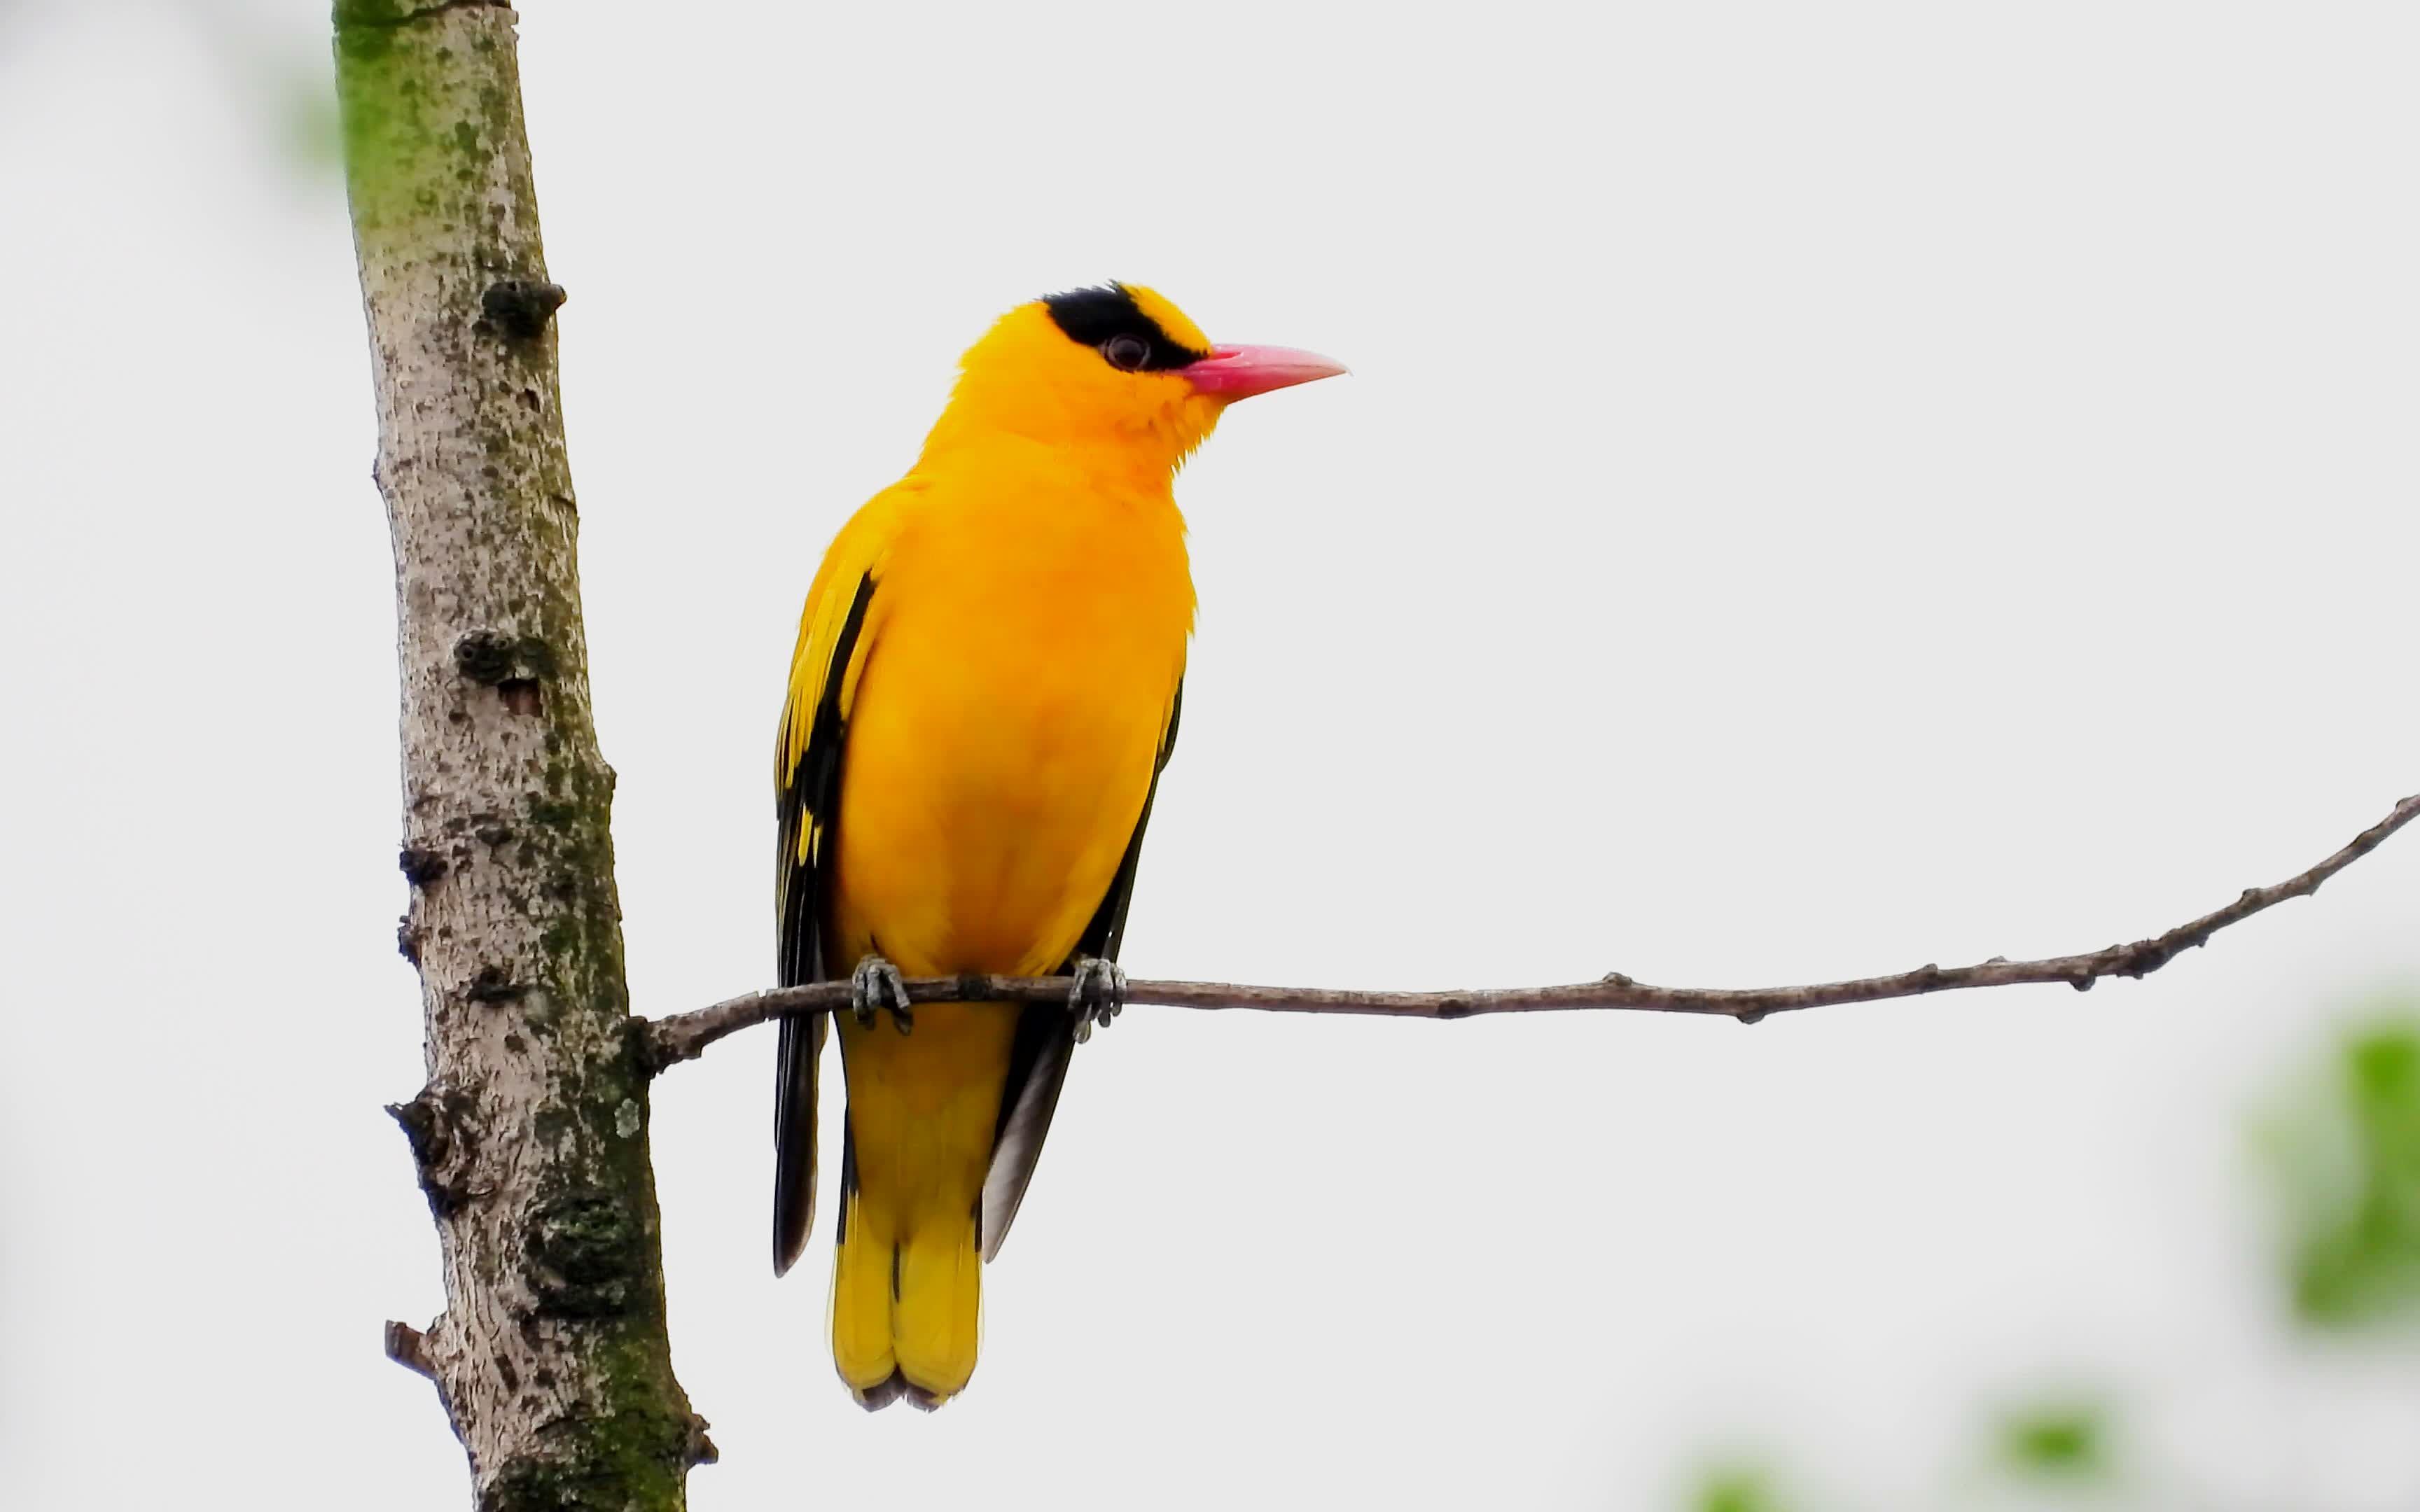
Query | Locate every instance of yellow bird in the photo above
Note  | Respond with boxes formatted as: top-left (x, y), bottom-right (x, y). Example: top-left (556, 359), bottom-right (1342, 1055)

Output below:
top-left (773, 284), bottom-right (1344, 1410)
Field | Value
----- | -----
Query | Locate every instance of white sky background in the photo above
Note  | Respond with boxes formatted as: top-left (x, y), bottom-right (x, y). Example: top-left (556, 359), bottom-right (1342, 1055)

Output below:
top-left (2, 1), bottom-right (2416, 1507)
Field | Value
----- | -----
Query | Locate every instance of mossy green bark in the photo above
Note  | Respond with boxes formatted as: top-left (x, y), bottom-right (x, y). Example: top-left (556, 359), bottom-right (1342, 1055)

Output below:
top-left (335, 4), bottom-right (702, 1508)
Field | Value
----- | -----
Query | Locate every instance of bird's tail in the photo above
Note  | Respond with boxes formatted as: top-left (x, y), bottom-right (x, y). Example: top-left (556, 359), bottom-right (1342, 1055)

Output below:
top-left (830, 1180), bottom-right (982, 1411)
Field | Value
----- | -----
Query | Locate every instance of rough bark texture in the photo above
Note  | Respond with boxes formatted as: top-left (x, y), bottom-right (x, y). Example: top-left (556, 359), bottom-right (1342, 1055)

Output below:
top-left (334, 4), bottom-right (704, 1506)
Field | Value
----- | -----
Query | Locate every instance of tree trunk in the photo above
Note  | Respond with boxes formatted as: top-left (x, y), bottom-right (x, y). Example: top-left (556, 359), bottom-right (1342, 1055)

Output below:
top-left (333, 4), bottom-right (705, 1506)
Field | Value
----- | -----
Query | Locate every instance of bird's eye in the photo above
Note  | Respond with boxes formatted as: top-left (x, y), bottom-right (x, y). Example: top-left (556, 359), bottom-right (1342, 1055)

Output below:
top-left (1101, 334), bottom-right (1152, 372)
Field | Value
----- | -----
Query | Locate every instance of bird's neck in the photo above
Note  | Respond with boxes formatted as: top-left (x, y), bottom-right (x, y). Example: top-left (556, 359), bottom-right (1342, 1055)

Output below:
top-left (918, 380), bottom-right (1219, 495)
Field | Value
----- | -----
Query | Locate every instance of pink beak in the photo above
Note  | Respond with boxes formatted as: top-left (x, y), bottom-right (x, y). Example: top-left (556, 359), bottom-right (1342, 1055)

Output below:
top-left (1178, 344), bottom-right (1350, 400)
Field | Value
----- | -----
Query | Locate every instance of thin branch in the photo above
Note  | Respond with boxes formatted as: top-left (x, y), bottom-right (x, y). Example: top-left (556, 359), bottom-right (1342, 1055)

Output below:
top-left (384, 1320), bottom-right (437, 1381)
top-left (648, 791), bottom-right (2420, 1069)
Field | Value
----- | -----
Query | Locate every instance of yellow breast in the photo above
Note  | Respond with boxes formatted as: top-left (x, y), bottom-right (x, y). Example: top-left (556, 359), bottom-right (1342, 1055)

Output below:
top-left (825, 441), bottom-right (1192, 977)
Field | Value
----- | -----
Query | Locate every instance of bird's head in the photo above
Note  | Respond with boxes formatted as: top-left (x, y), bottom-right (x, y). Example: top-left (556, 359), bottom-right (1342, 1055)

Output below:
top-left (924, 283), bottom-right (1346, 477)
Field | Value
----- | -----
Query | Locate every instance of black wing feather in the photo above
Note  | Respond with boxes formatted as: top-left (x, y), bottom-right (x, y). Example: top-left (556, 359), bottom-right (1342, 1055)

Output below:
top-left (772, 572), bottom-right (876, 1276)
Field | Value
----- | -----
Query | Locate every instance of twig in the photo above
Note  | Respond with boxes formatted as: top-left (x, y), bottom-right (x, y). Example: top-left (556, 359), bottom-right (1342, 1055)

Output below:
top-left (384, 1320), bottom-right (437, 1381)
top-left (645, 792), bottom-right (2420, 1068)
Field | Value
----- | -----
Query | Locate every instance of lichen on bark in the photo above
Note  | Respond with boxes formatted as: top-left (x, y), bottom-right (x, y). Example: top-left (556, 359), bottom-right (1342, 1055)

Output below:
top-left (334, 3), bottom-right (704, 1506)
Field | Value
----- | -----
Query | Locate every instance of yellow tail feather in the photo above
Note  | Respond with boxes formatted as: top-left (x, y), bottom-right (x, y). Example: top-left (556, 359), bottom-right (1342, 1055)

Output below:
top-left (893, 1220), bottom-right (982, 1404)
top-left (829, 1191), bottom-right (897, 1401)
top-left (830, 1194), bottom-right (984, 1410)
top-left (827, 1004), bottom-right (1017, 1408)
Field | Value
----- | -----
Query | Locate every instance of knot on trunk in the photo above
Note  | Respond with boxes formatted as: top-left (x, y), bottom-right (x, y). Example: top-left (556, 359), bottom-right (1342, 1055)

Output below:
top-left (464, 965), bottom-right (531, 1004)
top-left (398, 845), bottom-right (450, 887)
top-left (480, 279), bottom-right (567, 340)
top-left (525, 1191), bottom-right (646, 1319)
top-left (454, 629), bottom-right (556, 684)
top-left (454, 630), bottom-right (555, 717)
top-left (389, 1082), bottom-right (480, 1215)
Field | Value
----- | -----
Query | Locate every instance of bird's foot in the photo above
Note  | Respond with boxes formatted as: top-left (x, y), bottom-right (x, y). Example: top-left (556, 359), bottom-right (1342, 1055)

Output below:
top-left (1067, 955), bottom-right (1127, 1044)
top-left (849, 953), bottom-right (913, 1035)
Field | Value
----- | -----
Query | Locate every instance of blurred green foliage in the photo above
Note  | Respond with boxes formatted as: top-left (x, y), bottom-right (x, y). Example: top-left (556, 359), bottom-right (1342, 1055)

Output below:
top-left (1690, 1465), bottom-right (1783, 1512)
top-left (1995, 1399), bottom-right (2108, 1480)
top-left (1676, 993), bottom-right (2420, 1508)
top-left (282, 66), bottom-right (344, 174)
top-left (2259, 1004), bottom-right (2420, 1327)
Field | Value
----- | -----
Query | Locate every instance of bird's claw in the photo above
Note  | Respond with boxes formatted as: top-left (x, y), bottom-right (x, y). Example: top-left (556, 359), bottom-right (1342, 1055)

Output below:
top-left (1067, 955), bottom-right (1127, 1044)
top-left (849, 953), bottom-right (913, 1035)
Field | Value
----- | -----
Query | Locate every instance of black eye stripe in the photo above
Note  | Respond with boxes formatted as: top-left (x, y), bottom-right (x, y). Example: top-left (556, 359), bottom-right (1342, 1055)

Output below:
top-left (1041, 284), bottom-right (1208, 373)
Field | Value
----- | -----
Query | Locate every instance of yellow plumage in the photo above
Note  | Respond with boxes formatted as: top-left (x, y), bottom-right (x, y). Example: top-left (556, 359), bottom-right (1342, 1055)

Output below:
top-left (772, 284), bottom-right (1342, 1408)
